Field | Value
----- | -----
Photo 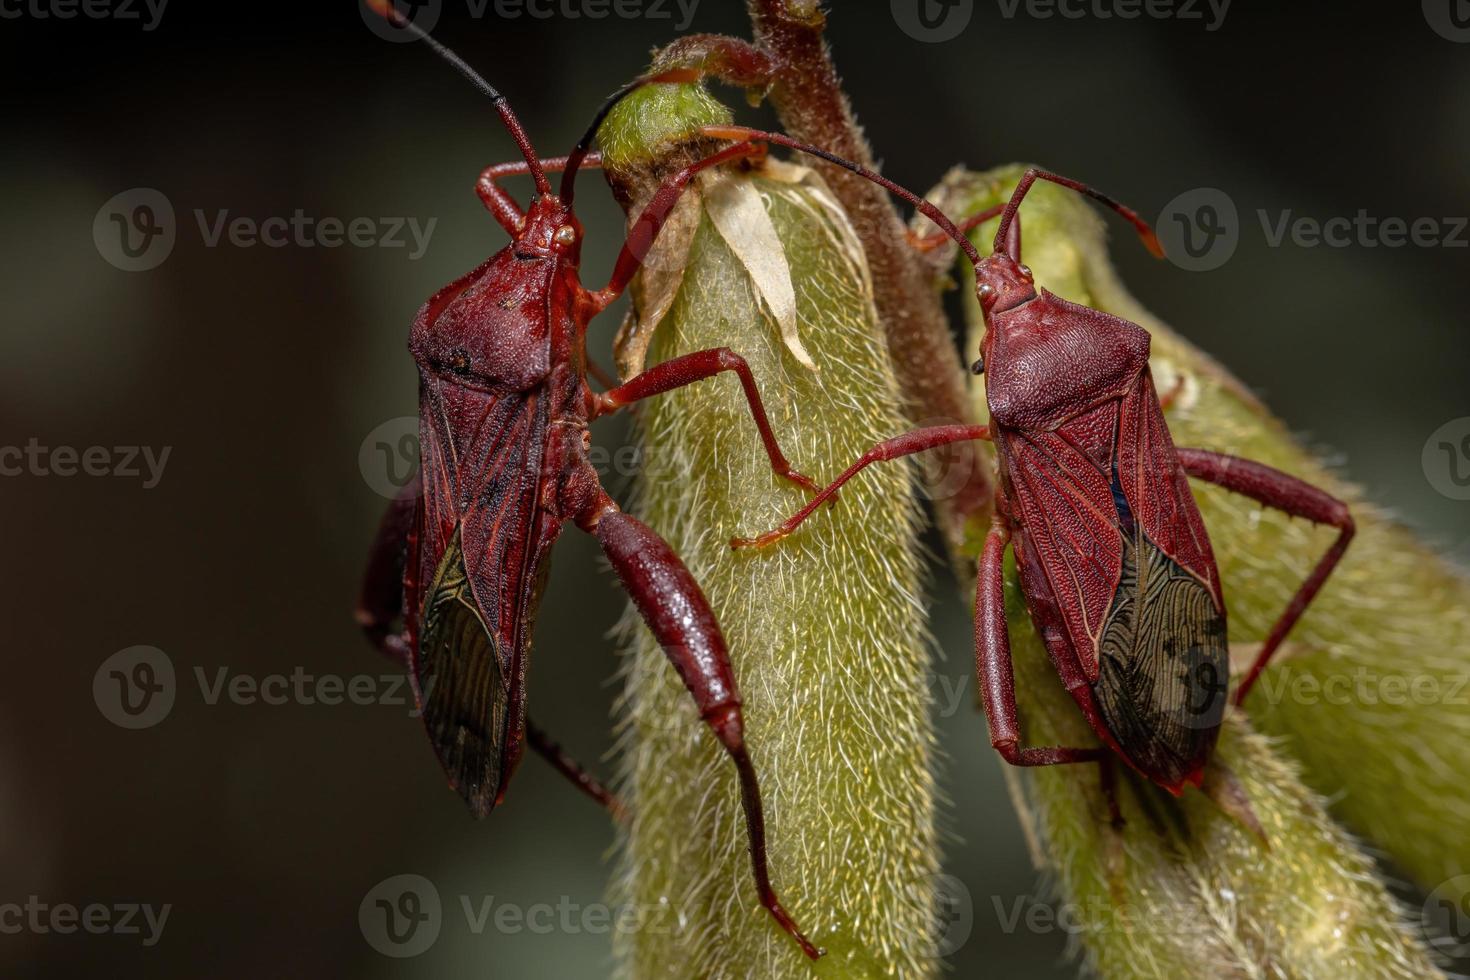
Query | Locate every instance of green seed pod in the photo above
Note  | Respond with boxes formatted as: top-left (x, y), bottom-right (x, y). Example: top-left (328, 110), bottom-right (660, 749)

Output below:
top-left (600, 84), bottom-right (940, 979)
top-left (929, 165), bottom-right (1451, 977)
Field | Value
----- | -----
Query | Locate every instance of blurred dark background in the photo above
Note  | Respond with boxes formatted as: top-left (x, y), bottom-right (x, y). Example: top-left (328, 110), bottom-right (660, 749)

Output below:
top-left (1, 2), bottom-right (1466, 977)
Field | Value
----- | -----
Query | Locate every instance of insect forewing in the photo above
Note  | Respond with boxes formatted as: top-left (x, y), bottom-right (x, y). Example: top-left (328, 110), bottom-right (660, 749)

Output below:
top-left (409, 381), bottom-right (558, 816)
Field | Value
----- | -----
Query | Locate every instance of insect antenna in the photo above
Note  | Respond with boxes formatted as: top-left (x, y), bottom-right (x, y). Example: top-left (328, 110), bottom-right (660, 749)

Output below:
top-left (701, 126), bottom-right (1163, 275)
top-left (365, 1), bottom-right (551, 196)
top-left (992, 169), bottom-right (1163, 261)
top-left (701, 125), bottom-right (984, 266)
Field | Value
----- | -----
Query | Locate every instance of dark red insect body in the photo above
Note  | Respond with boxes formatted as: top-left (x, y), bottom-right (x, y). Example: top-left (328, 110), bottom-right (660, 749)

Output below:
top-left (719, 140), bottom-right (1355, 795)
top-left (356, 7), bottom-right (821, 958)
top-left (979, 250), bottom-right (1230, 791)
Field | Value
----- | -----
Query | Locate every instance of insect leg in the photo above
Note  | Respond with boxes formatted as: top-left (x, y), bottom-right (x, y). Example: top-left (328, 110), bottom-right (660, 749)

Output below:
top-left (1097, 755), bottom-right (1125, 831)
top-left (591, 140), bottom-right (768, 311)
top-left (1176, 449), bottom-right (1355, 706)
top-left (1156, 371), bottom-right (1187, 412)
top-left (977, 517), bottom-right (1108, 768)
top-left (730, 424), bottom-right (990, 550)
top-left (591, 507), bottom-right (822, 960)
top-left (475, 153), bottom-right (604, 236)
top-left (591, 347), bottom-right (820, 493)
top-left (356, 476), bottom-right (420, 668)
top-left (525, 719), bottom-right (627, 822)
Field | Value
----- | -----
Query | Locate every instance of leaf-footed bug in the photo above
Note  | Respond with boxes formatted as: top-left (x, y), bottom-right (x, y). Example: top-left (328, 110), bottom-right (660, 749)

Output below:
top-left (716, 126), bottom-right (1355, 799)
top-left (355, 6), bottom-right (826, 958)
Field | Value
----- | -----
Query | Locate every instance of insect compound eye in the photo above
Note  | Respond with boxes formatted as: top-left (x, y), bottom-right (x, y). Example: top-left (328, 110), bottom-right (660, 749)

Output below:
top-left (977, 283), bottom-right (995, 302)
top-left (970, 356), bottom-right (985, 375)
top-left (553, 225), bottom-right (577, 247)
top-left (1018, 264), bottom-right (1033, 278)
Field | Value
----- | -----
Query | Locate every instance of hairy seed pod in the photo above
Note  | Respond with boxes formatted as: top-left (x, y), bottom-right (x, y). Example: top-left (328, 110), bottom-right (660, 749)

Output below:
top-left (600, 83), bottom-right (941, 979)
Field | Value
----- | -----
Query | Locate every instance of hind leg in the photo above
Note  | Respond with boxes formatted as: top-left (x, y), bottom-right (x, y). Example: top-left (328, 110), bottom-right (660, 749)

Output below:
top-left (976, 517), bottom-right (1108, 769)
top-left (591, 505), bottom-right (821, 960)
